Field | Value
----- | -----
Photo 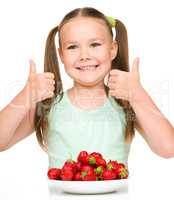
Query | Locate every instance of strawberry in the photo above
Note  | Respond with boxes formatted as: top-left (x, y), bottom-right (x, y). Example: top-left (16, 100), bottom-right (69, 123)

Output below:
top-left (107, 160), bottom-right (119, 173)
top-left (77, 151), bottom-right (89, 164)
top-left (47, 168), bottom-right (61, 180)
top-left (116, 164), bottom-right (129, 179)
top-left (76, 161), bottom-right (82, 171)
top-left (61, 165), bottom-right (73, 174)
top-left (85, 155), bottom-right (107, 167)
top-left (64, 159), bottom-right (77, 173)
top-left (87, 155), bottom-right (96, 166)
top-left (64, 159), bottom-right (76, 167)
top-left (81, 165), bottom-right (98, 181)
top-left (119, 163), bottom-right (126, 168)
top-left (73, 172), bottom-right (82, 181)
top-left (61, 160), bottom-right (77, 181)
top-left (81, 165), bottom-right (95, 175)
top-left (103, 169), bottom-right (117, 180)
top-left (60, 168), bottom-right (74, 181)
top-left (82, 173), bottom-right (97, 181)
top-left (63, 159), bottom-right (77, 174)
top-left (90, 152), bottom-right (103, 159)
top-left (94, 166), bottom-right (105, 180)
top-left (96, 157), bottom-right (107, 167)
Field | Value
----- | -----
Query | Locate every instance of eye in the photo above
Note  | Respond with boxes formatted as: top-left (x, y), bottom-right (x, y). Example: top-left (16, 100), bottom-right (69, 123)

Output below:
top-left (67, 45), bottom-right (78, 50)
top-left (91, 42), bottom-right (101, 47)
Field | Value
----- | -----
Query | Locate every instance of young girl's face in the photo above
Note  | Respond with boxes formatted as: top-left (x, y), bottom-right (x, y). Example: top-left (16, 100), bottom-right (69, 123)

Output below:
top-left (59, 17), bottom-right (117, 87)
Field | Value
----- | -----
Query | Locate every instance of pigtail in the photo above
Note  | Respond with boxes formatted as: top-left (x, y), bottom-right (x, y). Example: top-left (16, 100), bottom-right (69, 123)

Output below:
top-left (112, 19), bottom-right (129, 70)
top-left (44, 26), bottom-right (63, 97)
top-left (34, 25), bottom-right (64, 152)
top-left (111, 19), bottom-right (136, 144)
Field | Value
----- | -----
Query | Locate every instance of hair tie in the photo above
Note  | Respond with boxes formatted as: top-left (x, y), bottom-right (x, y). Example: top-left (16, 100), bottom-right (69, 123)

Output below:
top-left (106, 16), bottom-right (116, 28)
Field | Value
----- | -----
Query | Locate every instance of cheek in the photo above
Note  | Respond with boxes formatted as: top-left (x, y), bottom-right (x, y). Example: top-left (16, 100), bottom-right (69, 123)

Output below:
top-left (62, 53), bottom-right (79, 75)
top-left (62, 53), bottom-right (77, 66)
top-left (94, 48), bottom-right (112, 62)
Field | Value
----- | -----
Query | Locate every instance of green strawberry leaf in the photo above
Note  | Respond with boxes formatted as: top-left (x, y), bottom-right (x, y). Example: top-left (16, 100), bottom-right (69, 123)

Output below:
top-left (89, 157), bottom-right (96, 166)
top-left (81, 171), bottom-right (87, 178)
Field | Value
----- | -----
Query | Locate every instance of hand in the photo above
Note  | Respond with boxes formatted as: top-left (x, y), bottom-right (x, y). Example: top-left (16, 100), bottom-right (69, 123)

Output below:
top-left (23, 59), bottom-right (55, 105)
top-left (107, 57), bottom-right (142, 102)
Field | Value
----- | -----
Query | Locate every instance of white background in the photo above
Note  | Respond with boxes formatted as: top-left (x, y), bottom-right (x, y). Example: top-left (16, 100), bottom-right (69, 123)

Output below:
top-left (0, 0), bottom-right (174, 199)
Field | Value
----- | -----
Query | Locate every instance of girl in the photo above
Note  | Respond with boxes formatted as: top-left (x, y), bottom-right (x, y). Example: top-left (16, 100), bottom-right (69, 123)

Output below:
top-left (0, 7), bottom-right (174, 169)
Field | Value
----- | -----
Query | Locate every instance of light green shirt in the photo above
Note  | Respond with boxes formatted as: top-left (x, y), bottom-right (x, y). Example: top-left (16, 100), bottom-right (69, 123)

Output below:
top-left (47, 90), bottom-right (130, 168)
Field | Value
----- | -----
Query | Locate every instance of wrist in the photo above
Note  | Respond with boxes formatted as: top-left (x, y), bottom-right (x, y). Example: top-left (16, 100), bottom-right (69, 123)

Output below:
top-left (16, 84), bottom-right (37, 110)
top-left (128, 84), bottom-right (146, 107)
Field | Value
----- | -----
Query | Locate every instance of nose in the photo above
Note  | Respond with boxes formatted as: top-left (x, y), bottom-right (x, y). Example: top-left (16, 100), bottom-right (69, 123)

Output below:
top-left (79, 47), bottom-right (91, 61)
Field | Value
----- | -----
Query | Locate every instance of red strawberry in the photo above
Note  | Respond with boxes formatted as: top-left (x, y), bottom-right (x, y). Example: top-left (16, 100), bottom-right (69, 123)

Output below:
top-left (73, 172), bottom-right (82, 181)
top-left (96, 157), bottom-right (107, 167)
top-left (107, 160), bottom-right (119, 173)
top-left (63, 159), bottom-right (77, 174)
top-left (119, 163), bottom-right (126, 168)
top-left (60, 168), bottom-right (74, 181)
top-left (116, 164), bottom-right (129, 179)
top-left (81, 165), bottom-right (95, 175)
top-left (103, 169), bottom-right (117, 180)
top-left (82, 173), bottom-right (97, 181)
top-left (47, 168), bottom-right (61, 180)
top-left (64, 159), bottom-right (76, 167)
top-left (87, 155), bottom-right (96, 166)
top-left (77, 151), bottom-right (89, 164)
top-left (62, 164), bottom-right (74, 172)
top-left (81, 165), bottom-right (98, 181)
top-left (90, 152), bottom-right (103, 159)
top-left (76, 161), bottom-right (82, 171)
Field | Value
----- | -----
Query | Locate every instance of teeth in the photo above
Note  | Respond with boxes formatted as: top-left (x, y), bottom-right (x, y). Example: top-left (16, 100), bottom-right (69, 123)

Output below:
top-left (82, 66), bottom-right (95, 70)
top-left (77, 65), bottom-right (98, 71)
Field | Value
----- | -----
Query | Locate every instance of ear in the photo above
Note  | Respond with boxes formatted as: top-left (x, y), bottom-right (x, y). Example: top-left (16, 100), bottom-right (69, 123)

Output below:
top-left (110, 40), bottom-right (118, 60)
top-left (58, 48), bottom-right (64, 63)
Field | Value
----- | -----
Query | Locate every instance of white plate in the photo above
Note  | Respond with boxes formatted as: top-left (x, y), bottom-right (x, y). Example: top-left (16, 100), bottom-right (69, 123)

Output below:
top-left (48, 179), bottom-right (128, 194)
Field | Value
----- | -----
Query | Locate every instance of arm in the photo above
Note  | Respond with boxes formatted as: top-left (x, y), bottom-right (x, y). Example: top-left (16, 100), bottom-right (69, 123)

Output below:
top-left (0, 59), bottom-right (55, 151)
top-left (0, 87), bottom-right (35, 151)
top-left (2, 108), bottom-right (35, 151)
top-left (131, 86), bottom-right (174, 158)
top-left (108, 58), bottom-right (174, 158)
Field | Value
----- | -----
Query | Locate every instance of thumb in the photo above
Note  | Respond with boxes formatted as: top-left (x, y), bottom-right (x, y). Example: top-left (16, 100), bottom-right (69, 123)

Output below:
top-left (131, 57), bottom-right (140, 75)
top-left (29, 59), bottom-right (36, 75)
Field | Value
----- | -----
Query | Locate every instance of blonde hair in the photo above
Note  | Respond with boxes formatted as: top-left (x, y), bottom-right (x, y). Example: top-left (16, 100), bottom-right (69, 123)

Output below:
top-left (34, 7), bottom-right (136, 152)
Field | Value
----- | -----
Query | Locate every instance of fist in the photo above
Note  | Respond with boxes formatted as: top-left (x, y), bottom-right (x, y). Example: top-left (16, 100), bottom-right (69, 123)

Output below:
top-left (107, 58), bottom-right (141, 101)
top-left (24, 59), bottom-right (55, 104)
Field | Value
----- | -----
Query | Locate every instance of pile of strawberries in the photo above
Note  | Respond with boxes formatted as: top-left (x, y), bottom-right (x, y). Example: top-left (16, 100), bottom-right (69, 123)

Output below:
top-left (47, 151), bottom-right (129, 181)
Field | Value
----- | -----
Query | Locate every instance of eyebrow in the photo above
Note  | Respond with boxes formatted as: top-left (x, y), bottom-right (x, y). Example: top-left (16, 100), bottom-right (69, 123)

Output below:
top-left (63, 38), bottom-right (105, 46)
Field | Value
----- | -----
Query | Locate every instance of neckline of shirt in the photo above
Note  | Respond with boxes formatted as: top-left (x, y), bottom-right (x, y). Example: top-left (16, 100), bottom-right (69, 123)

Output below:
top-left (64, 90), bottom-right (111, 114)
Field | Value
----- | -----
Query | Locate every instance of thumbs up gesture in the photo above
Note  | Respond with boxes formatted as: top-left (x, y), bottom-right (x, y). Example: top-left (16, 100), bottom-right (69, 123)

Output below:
top-left (24, 59), bottom-right (55, 106)
top-left (107, 58), bottom-right (142, 102)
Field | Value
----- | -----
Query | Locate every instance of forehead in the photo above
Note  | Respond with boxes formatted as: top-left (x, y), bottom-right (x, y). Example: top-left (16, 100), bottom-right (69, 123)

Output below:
top-left (59, 17), bottom-right (111, 43)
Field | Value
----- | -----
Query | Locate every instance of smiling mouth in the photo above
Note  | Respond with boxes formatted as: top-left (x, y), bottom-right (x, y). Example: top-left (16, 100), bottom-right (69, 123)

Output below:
top-left (76, 65), bottom-right (99, 71)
